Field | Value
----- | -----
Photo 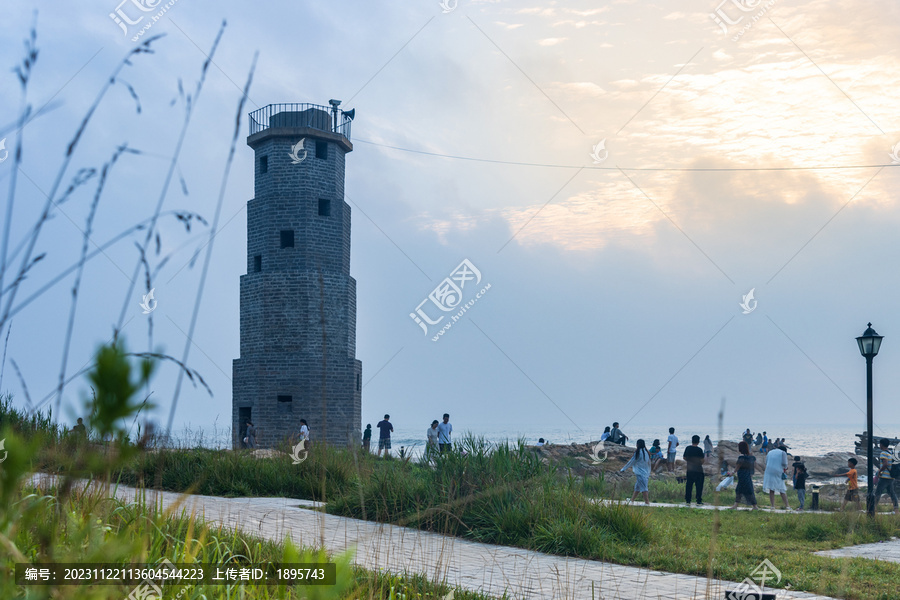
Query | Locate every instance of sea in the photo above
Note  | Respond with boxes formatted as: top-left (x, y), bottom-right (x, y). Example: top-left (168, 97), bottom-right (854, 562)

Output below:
top-left (380, 423), bottom-right (900, 461)
top-left (174, 422), bottom-right (900, 460)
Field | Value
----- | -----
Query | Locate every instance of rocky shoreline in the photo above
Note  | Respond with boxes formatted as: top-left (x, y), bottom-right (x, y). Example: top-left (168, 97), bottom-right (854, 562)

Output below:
top-left (535, 439), bottom-right (871, 501)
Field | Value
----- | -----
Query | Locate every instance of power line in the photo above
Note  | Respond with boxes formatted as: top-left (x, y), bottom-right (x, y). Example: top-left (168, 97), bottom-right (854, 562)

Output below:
top-left (353, 138), bottom-right (900, 172)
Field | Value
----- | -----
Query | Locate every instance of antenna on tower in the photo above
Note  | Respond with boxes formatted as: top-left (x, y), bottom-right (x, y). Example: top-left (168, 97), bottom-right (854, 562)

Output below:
top-left (328, 99), bottom-right (341, 132)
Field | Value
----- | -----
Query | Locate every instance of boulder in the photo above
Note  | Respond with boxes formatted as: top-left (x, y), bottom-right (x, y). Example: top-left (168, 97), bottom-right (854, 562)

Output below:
top-left (799, 452), bottom-right (867, 478)
top-left (536, 439), bottom-right (869, 481)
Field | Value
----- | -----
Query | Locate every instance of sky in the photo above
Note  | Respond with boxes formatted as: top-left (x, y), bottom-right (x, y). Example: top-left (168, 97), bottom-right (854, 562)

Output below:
top-left (0, 0), bottom-right (898, 444)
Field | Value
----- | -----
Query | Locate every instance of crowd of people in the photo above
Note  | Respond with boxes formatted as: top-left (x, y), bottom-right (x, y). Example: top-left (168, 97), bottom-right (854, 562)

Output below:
top-left (612, 426), bottom-right (898, 514)
top-left (740, 428), bottom-right (790, 454)
top-left (361, 413), bottom-right (454, 458)
top-left (236, 416), bottom-right (897, 514)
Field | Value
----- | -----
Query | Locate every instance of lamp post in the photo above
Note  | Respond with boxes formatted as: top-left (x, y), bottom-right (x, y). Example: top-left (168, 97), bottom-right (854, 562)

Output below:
top-left (856, 322), bottom-right (883, 518)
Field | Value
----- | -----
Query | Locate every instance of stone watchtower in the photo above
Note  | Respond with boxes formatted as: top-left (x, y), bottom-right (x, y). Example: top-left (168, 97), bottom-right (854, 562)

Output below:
top-left (233, 101), bottom-right (362, 448)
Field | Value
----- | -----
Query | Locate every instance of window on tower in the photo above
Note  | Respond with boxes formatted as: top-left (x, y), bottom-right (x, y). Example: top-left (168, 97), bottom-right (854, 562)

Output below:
top-left (277, 395), bottom-right (292, 414)
top-left (253, 255), bottom-right (261, 272)
top-left (259, 155), bottom-right (268, 174)
top-left (280, 230), bottom-right (294, 248)
top-left (318, 199), bottom-right (331, 217)
top-left (315, 141), bottom-right (327, 159)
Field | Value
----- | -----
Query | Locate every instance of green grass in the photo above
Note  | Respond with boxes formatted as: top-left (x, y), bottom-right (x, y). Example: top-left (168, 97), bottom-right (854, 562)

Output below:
top-left (606, 506), bottom-right (900, 600)
top-left (611, 472), bottom-right (900, 513)
top-left (6, 397), bottom-right (900, 600)
top-left (102, 441), bottom-right (900, 598)
top-left (2, 477), bottom-right (498, 599)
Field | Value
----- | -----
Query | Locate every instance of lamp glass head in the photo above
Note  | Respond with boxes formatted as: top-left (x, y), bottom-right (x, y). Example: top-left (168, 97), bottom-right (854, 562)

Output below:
top-left (856, 323), bottom-right (883, 358)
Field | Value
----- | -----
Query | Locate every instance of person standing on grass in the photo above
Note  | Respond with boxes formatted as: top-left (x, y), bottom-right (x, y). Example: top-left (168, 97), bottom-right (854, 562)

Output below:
top-left (666, 427), bottom-right (679, 472)
top-left (795, 464), bottom-right (808, 510)
top-left (437, 413), bottom-right (453, 453)
top-left (619, 438), bottom-right (652, 505)
top-left (245, 421), bottom-right (257, 449)
top-left (833, 457), bottom-right (861, 511)
top-left (426, 420), bottom-right (439, 457)
top-left (873, 438), bottom-right (899, 514)
top-left (729, 441), bottom-right (759, 510)
top-left (296, 419), bottom-right (310, 452)
top-left (683, 435), bottom-right (706, 505)
top-left (71, 418), bottom-right (87, 437)
top-left (703, 435), bottom-right (713, 458)
top-left (763, 444), bottom-right (790, 510)
top-left (376, 414), bottom-right (393, 457)
top-left (362, 424), bottom-right (372, 453)
top-left (791, 455), bottom-right (805, 487)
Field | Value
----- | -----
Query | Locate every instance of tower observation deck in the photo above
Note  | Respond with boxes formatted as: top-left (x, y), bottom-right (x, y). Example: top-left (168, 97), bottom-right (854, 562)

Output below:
top-left (233, 101), bottom-right (361, 448)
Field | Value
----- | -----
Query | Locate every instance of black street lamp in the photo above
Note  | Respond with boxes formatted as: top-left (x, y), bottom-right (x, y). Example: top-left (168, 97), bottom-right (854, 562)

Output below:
top-left (856, 322), bottom-right (884, 517)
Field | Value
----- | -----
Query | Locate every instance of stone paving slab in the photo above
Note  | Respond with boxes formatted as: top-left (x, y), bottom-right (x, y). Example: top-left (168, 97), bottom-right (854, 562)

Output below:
top-left (815, 537), bottom-right (900, 563)
top-left (598, 498), bottom-right (818, 514)
top-left (27, 475), bottom-right (840, 600)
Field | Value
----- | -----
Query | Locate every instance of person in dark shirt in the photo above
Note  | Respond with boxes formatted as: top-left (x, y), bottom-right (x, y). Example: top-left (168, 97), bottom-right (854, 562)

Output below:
top-left (742, 429), bottom-right (753, 446)
top-left (795, 465), bottom-right (809, 510)
top-left (71, 418), bottom-right (87, 437)
top-left (362, 424), bottom-right (372, 453)
top-left (376, 414), bottom-right (393, 457)
top-left (683, 435), bottom-right (706, 505)
top-left (729, 441), bottom-right (759, 510)
top-left (609, 422), bottom-right (628, 446)
top-left (791, 456), bottom-right (805, 487)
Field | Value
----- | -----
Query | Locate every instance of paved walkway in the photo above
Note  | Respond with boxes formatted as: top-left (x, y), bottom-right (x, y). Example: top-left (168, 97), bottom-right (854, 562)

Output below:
top-left (598, 498), bottom-right (825, 514)
top-left (28, 475), bottom-right (840, 600)
top-left (816, 537), bottom-right (900, 563)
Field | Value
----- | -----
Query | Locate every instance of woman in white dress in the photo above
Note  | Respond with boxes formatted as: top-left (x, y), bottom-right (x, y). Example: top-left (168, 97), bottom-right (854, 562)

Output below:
top-left (619, 439), bottom-right (652, 505)
top-left (763, 444), bottom-right (790, 509)
top-left (298, 419), bottom-right (310, 450)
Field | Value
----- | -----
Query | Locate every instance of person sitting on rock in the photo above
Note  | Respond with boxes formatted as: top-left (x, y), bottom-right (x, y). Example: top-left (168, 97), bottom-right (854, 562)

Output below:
top-left (609, 422), bottom-right (628, 446)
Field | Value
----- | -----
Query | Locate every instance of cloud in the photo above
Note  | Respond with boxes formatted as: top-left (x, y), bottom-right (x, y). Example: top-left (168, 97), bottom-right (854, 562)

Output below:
top-left (538, 37), bottom-right (568, 46)
top-left (554, 81), bottom-right (606, 96)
